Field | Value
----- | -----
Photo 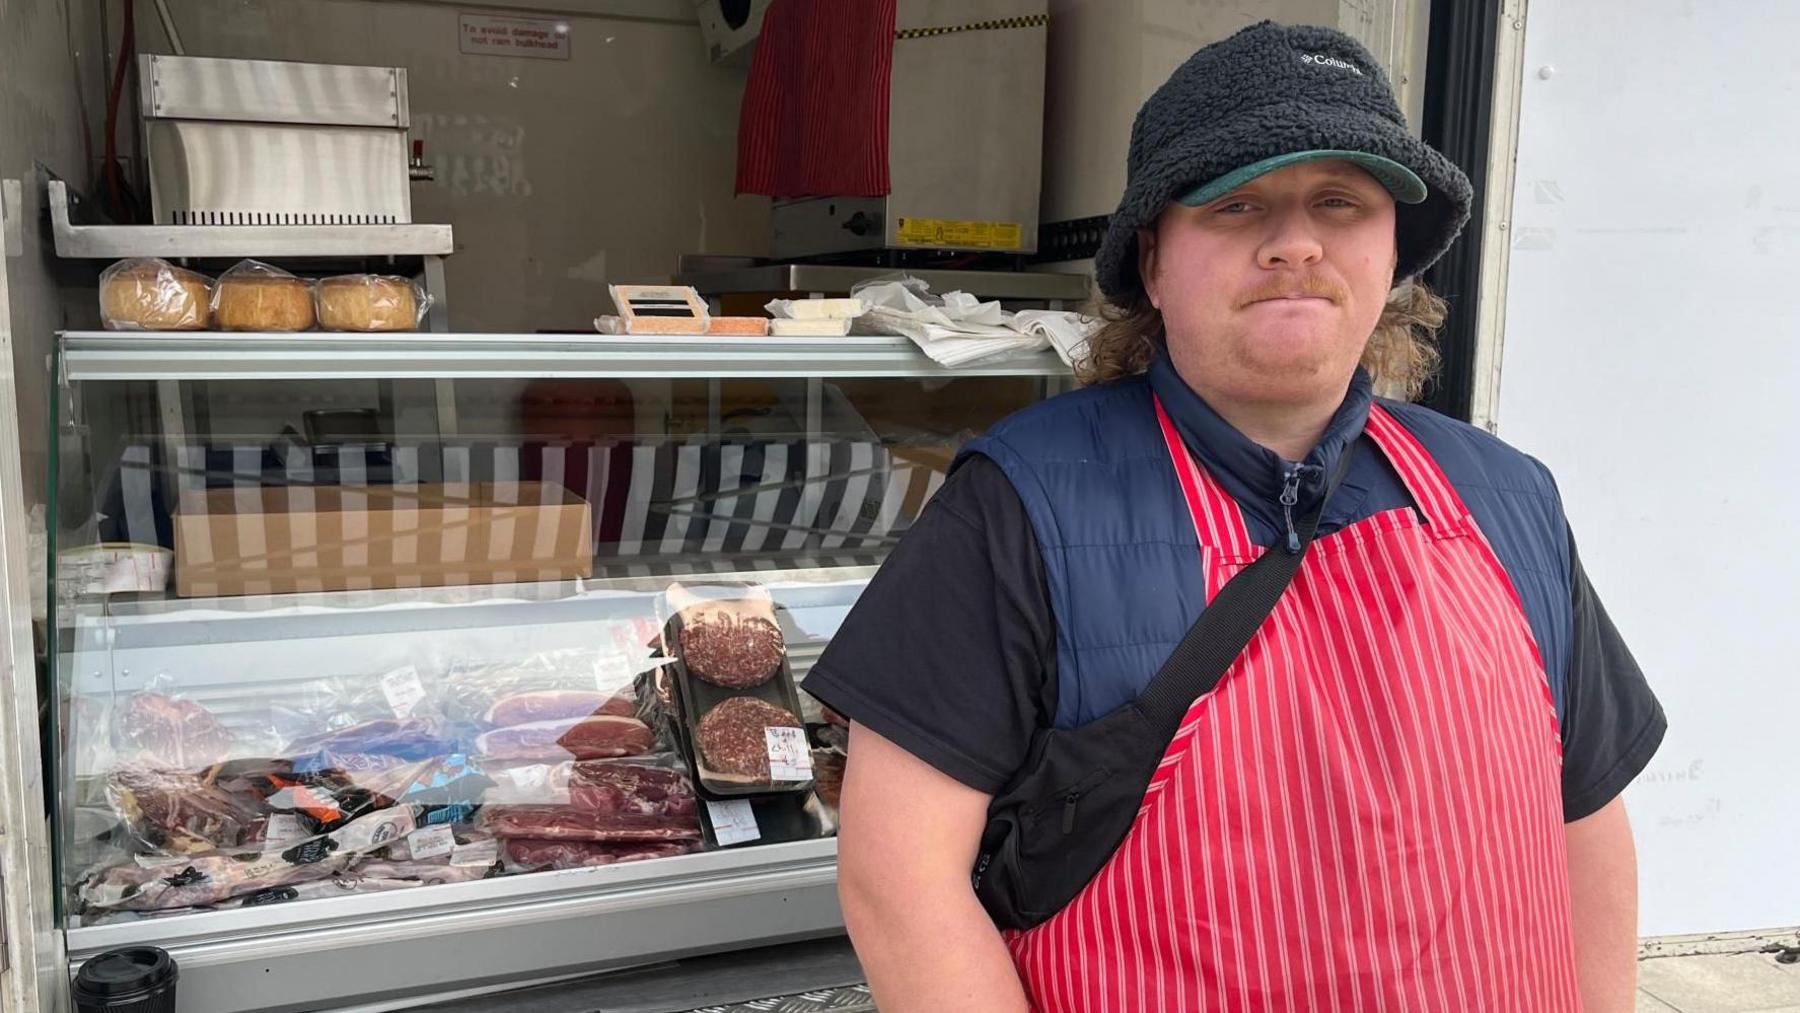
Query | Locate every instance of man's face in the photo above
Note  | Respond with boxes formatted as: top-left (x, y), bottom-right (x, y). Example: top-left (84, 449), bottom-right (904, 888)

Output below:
top-left (1139, 159), bottom-right (1399, 409)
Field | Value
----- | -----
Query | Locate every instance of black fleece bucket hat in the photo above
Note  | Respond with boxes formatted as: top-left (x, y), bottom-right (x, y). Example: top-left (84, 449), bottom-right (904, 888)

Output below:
top-left (1094, 21), bottom-right (1473, 300)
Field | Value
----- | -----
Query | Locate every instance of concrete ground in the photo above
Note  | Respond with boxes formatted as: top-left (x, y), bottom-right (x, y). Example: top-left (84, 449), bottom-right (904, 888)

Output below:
top-left (1637, 939), bottom-right (1800, 1013)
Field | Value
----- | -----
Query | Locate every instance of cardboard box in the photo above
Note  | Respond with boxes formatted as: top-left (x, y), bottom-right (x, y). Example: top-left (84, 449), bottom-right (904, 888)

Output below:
top-left (174, 482), bottom-right (593, 597)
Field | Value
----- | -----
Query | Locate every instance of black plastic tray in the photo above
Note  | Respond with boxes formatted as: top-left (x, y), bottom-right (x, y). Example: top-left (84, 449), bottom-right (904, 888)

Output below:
top-left (664, 609), bottom-right (813, 797)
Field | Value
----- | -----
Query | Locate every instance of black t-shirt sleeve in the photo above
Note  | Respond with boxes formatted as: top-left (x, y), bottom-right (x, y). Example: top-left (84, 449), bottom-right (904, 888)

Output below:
top-left (1558, 533), bottom-right (1668, 821)
top-left (801, 454), bottom-right (1057, 794)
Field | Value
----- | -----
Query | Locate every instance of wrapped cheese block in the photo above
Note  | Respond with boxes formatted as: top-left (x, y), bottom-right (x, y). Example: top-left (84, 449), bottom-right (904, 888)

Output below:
top-left (100, 258), bottom-right (212, 331)
top-left (317, 274), bottom-right (425, 332)
top-left (213, 260), bottom-right (316, 332)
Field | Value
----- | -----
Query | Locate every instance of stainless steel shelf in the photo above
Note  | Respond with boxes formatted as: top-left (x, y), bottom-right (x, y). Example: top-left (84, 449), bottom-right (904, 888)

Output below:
top-left (675, 261), bottom-right (1093, 304)
top-left (58, 331), bottom-right (1074, 382)
top-left (49, 180), bottom-right (454, 259)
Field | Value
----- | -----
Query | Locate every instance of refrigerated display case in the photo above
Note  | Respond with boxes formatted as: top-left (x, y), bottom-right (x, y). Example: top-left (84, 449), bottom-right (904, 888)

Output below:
top-left (48, 330), bottom-right (1070, 1011)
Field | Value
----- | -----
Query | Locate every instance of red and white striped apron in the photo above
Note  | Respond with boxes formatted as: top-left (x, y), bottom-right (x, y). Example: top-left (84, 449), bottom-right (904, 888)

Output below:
top-left (1006, 400), bottom-right (1580, 1012)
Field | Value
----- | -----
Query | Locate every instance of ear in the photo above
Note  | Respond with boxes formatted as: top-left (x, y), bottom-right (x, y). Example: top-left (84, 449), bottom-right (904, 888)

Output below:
top-left (1137, 227), bottom-right (1162, 309)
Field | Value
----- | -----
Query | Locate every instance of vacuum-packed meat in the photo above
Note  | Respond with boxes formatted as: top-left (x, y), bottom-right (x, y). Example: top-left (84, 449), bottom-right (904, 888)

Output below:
top-left (117, 692), bottom-right (237, 769)
top-left (479, 805), bottom-right (700, 843)
top-left (285, 719), bottom-right (452, 761)
top-left (81, 806), bottom-right (420, 913)
top-left (567, 761), bottom-right (696, 818)
top-left (695, 697), bottom-right (803, 781)
top-left (482, 689), bottom-right (637, 728)
top-left (107, 766), bottom-right (263, 854)
top-left (474, 715), bottom-right (653, 761)
top-left (503, 838), bottom-right (694, 871)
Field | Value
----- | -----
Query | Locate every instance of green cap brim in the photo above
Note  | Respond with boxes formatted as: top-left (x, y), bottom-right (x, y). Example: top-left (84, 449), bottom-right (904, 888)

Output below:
top-left (1176, 150), bottom-right (1429, 208)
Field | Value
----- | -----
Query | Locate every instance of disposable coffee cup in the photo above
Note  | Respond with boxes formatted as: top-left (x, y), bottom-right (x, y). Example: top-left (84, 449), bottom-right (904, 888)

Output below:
top-left (72, 945), bottom-right (178, 1013)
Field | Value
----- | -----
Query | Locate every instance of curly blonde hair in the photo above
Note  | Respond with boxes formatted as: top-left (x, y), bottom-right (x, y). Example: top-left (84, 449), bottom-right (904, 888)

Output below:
top-left (1075, 280), bottom-right (1448, 401)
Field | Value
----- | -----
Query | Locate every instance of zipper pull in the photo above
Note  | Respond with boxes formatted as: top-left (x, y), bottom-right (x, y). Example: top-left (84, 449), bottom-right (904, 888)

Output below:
top-left (1279, 466), bottom-right (1304, 553)
top-left (1062, 792), bottom-right (1080, 834)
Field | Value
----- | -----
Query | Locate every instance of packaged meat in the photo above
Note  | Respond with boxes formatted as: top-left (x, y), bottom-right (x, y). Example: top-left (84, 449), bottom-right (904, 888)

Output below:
top-left (695, 697), bottom-right (804, 783)
top-left (439, 646), bottom-right (644, 726)
top-left (243, 754), bottom-right (491, 833)
top-left (106, 766), bottom-right (263, 854)
top-left (667, 583), bottom-right (785, 688)
top-left (474, 715), bottom-right (654, 762)
top-left (315, 274), bottom-right (429, 332)
top-left (115, 691), bottom-right (237, 770)
top-left (481, 689), bottom-right (636, 728)
top-left (100, 258), bottom-right (212, 331)
top-left (212, 260), bottom-right (316, 331)
top-left (80, 806), bottom-right (416, 913)
top-left (81, 850), bottom-right (346, 913)
top-left (480, 806), bottom-right (701, 843)
top-left (502, 838), bottom-right (695, 872)
top-left (234, 875), bottom-right (426, 907)
top-left (568, 760), bottom-right (696, 819)
top-left (812, 749), bottom-right (846, 810)
top-left (378, 825), bottom-right (500, 869)
top-left (481, 757), bottom-right (695, 817)
top-left (284, 719), bottom-right (454, 762)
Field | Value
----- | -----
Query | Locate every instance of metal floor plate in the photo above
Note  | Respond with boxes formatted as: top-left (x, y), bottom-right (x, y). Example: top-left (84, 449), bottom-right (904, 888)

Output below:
top-left (686, 984), bottom-right (876, 1012)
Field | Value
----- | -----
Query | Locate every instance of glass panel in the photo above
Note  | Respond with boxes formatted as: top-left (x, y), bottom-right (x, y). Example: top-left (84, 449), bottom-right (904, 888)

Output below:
top-left (50, 368), bottom-right (1044, 926)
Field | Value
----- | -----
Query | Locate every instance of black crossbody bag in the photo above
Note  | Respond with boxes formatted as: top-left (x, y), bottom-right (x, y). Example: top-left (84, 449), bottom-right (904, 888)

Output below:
top-left (971, 455), bottom-right (1352, 931)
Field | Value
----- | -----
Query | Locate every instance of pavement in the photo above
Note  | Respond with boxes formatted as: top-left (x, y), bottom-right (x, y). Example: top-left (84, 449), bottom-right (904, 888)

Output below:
top-left (1637, 935), bottom-right (1800, 1013)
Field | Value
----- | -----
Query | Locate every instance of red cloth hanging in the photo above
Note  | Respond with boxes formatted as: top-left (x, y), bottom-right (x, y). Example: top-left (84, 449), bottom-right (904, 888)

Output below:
top-left (735, 0), bottom-right (897, 199)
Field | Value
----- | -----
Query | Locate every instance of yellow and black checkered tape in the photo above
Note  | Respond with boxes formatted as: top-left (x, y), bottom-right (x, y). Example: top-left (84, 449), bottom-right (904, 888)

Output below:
top-left (894, 13), bottom-right (1050, 41)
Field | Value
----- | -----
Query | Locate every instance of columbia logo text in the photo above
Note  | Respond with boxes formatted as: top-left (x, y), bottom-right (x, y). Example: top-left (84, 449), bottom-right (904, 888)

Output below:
top-left (1299, 53), bottom-right (1364, 76)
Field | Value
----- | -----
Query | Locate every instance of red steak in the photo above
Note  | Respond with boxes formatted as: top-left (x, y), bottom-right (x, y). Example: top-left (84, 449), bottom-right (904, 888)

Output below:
top-left (482, 689), bottom-right (637, 728)
top-left (567, 761), bottom-right (697, 819)
top-left (480, 806), bottom-right (701, 842)
top-left (118, 693), bottom-right (236, 769)
top-left (474, 715), bottom-right (654, 761)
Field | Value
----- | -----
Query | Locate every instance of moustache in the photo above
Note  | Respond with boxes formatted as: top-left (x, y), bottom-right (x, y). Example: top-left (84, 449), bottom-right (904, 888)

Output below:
top-left (1235, 275), bottom-right (1348, 309)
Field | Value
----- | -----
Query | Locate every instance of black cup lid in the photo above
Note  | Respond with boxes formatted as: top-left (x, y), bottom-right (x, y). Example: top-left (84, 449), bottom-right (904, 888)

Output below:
top-left (73, 946), bottom-right (177, 999)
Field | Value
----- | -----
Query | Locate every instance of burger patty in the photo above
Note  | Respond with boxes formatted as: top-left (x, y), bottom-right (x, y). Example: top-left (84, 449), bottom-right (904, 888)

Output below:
top-left (679, 614), bottom-right (784, 688)
top-left (695, 697), bottom-right (803, 781)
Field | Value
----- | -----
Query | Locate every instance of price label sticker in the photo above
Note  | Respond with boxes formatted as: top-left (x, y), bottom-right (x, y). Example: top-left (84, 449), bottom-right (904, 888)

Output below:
top-left (263, 813), bottom-right (305, 847)
top-left (765, 726), bottom-right (813, 782)
top-left (380, 665), bottom-right (428, 719)
top-left (452, 838), bottom-right (500, 867)
top-left (706, 799), bottom-right (761, 846)
top-left (407, 824), bottom-right (456, 861)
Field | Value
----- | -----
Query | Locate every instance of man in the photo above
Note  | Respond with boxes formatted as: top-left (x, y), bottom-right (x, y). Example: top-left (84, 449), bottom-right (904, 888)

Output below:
top-left (805, 21), bottom-right (1665, 1012)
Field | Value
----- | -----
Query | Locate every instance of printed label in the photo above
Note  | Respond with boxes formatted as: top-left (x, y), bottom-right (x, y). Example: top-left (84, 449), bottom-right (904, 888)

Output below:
top-left (407, 824), bottom-right (456, 861)
top-left (765, 726), bottom-right (813, 782)
top-left (894, 217), bottom-right (1023, 250)
top-left (707, 799), bottom-right (761, 846)
top-left (452, 838), bottom-right (501, 868)
top-left (263, 813), bottom-right (305, 846)
top-left (459, 14), bottom-right (572, 61)
top-left (380, 665), bottom-right (428, 719)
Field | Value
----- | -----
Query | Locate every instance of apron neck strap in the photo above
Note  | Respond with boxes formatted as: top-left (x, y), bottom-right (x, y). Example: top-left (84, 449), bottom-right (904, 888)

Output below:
top-left (1154, 395), bottom-right (1257, 558)
top-left (1153, 397), bottom-right (1473, 555)
top-left (1362, 405), bottom-right (1472, 529)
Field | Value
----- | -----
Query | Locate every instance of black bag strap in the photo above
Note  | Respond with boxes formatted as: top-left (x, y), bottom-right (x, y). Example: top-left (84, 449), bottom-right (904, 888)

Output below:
top-left (1138, 449), bottom-right (1355, 739)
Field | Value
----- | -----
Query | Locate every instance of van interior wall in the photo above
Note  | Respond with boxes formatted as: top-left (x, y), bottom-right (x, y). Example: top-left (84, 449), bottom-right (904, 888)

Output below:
top-left (1039, 0), bottom-right (1430, 229)
top-left (122, 0), bottom-right (770, 333)
top-left (1, 0), bottom-right (98, 507)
